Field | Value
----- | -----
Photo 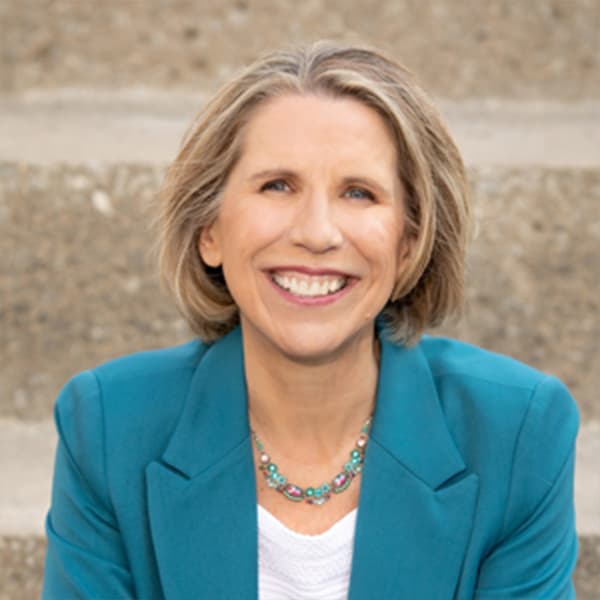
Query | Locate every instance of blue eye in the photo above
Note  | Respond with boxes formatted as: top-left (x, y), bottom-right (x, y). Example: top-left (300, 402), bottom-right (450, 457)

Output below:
top-left (346, 187), bottom-right (375, 201)
top-left (261, 179), bottom-right (289, 192)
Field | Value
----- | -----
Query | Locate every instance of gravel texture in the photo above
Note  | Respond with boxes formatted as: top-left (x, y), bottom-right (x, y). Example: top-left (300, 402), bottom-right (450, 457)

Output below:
top-left (0, 537), bottom-right (44, 600)
top-left (2, 0), bottom-right (599, 98)
top-left (575, 535), bottom-right (600, 600)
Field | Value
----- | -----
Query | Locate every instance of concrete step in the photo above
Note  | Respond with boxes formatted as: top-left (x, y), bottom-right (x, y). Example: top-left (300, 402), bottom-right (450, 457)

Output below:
top-left (1, 92), bottom-right (600, 167)
top-left (2, 1), bottom-right (599, 99)
top-left (2, 160), bottom-right (599, 421)
top-left (0, 419), bottom-right (598, 599)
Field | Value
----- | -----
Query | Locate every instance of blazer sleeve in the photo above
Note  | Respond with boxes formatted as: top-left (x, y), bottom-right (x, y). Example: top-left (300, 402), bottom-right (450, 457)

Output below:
top-left (42, 370), bottom-right (135, 599)
top-left (474, 375), bottom-right (580, 600)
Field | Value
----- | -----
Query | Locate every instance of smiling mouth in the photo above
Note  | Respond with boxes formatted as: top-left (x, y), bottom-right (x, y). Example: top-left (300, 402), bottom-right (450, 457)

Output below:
top-left (270, 271), bottom-right (350, 298)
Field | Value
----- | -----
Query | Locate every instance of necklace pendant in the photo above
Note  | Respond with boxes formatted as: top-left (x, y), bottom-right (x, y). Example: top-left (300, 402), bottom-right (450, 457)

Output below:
top-left (282, 484), bottom-right (304, 502)
top-left (332, 471), bottom-right (352, 493)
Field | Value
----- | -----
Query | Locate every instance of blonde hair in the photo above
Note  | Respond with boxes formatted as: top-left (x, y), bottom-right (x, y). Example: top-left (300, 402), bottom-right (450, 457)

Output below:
top-left (158, 41), bottom-right (470, 344)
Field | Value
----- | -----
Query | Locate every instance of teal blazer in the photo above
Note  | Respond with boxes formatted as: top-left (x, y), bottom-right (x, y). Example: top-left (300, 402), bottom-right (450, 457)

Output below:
top-left (42, 327), bottom-right (579, 599)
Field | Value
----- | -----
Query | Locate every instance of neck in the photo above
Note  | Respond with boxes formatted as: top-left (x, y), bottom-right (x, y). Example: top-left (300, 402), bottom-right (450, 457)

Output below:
top-left (243, 324), bottom-right (379, 465)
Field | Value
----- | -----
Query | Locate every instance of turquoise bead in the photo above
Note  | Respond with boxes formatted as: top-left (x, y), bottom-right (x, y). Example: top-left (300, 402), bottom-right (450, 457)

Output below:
top-left (314, 488), bottom-right (322, 498)
top-left (322, 483), bottom-right (331, 493)
top-left (306, 487), bottom-right (314, 496)
top-left (351, 455), bottom-right (361, 465)
top-left (268, 463), bottom-right (277, 473)
top-left (277, 474), bottom-right (287, 484)
top-left (351, 449), bottom-right (361, 459)
top-left (344, 462), bottom-right (353, 472)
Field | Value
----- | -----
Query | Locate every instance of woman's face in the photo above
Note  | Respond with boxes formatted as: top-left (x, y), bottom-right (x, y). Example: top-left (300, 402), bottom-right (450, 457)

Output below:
top-left (199, 93), bottom-right (412, 362)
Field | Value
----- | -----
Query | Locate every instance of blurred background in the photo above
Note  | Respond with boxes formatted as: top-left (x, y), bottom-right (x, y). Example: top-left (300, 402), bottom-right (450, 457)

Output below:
top-left (1, 1), bottom-right (599, 597)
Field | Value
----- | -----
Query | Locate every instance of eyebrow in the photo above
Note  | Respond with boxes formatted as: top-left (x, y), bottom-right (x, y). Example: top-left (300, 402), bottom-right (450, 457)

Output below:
top-left (248, 169), bottom-right (394, 198)
top-left (248, 169), bottom-right (298, 183)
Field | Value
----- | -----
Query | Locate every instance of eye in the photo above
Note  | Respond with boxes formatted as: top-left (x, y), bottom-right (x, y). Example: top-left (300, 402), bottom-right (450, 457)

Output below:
top-left (345, 187), bottom-right (375, 202)
top-left (260, 179), bottom-right (290, 193)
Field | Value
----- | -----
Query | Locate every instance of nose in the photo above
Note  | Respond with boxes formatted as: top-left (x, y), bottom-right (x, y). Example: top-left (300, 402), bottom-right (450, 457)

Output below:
top-left (288, 191), bottom-right (344, 253)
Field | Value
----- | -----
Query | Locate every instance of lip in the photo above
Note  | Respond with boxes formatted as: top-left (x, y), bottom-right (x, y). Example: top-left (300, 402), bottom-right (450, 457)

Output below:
top-left (264, 267), bottom-right (358, 306)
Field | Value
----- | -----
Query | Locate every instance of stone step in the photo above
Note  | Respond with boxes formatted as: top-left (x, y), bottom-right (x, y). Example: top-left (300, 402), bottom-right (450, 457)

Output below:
top-left (2, 161), bottom-right (599, 421)
top-left (2, 1), bottom-right (599, 99)
top-left (1, 92), bottom-right (600, 167)
top-left (0, 419), bottom-right (598, 599)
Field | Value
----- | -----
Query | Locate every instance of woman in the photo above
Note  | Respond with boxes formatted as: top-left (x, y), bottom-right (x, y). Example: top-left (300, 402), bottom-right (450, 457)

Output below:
top-left (42, 42), bottom-right (579, 599)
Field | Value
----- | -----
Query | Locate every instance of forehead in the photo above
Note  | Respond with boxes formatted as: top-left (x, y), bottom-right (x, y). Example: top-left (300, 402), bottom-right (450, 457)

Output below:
top-left (237, 93), bottom-right (398, 173)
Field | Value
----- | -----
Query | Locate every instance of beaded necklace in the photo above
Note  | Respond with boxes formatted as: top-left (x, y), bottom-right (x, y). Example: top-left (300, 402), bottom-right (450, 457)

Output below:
top-left (250, 415), bottom-right (373, 506)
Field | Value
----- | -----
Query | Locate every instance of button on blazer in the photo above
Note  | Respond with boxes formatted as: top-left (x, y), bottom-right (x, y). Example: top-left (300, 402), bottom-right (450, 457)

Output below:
top-left (42, 326), bottom-right (579, 599)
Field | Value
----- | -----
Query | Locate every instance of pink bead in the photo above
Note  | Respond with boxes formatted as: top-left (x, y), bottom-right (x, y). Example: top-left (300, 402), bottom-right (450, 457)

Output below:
top-left (260, 453), bottom-right (270, 464)
top-left (356, 435), bottom-right (367, 448)
top-left (286, 485), bottom-right (302, 497)
top-left (334, 474), bottom-right (348, 487)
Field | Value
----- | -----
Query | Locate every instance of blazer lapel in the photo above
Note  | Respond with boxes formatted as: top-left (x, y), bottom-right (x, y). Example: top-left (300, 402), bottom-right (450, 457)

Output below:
top-left (349, 338), bottom-right (479, 600)
top-left (146, 327), bottom-right (258, 600)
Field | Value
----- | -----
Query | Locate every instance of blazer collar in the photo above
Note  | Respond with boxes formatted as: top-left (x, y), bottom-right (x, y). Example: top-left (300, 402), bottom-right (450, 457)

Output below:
top-left (370, 335), bottom-right (466, 489)
top-left (161, 326), bottom-right (249, 478)
top-left (146, 327), bottom-right (478, 600)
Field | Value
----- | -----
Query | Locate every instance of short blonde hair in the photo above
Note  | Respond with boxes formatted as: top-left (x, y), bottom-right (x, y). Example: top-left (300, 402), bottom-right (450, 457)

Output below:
top-left (158, 41), bottom-right (470, 344)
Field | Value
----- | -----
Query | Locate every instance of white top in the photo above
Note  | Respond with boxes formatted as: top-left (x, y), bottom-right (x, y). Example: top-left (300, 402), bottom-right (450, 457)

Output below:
top-left (257, 505), bottom-right (357, 600)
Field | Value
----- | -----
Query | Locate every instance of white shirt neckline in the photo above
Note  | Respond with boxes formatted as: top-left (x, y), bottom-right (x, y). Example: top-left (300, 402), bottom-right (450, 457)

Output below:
top-left (258, 504), bottom-right (358, 540)
top-left (257, 504), bottom-right (357, 599)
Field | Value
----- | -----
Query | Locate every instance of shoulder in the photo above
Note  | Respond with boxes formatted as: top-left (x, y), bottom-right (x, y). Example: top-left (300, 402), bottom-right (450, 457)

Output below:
top-left (53, 339), bottom-right (210, 470)
top-left (418, 334), bottom-right (579, 431)
top-left (419, 335), bottom-right (578, 423)
top-left (420, 334), bottom-right (547, 390)
top-left (93, 338), bottom-right (208, 387)
top-left (58, 338), bottom-right (208, 416)
top-left (418, 335), bottom-right (579, 498)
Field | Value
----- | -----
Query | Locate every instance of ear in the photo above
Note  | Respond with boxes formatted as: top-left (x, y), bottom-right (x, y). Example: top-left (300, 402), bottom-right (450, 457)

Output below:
top-left (198, 222), bottom-right (223, 268)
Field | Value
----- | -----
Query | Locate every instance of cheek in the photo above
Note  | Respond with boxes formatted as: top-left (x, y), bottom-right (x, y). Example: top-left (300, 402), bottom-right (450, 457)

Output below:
top-left (219, 204), bottom-right (287, 260)
top-left (353, 214), bottom-right (405, 272)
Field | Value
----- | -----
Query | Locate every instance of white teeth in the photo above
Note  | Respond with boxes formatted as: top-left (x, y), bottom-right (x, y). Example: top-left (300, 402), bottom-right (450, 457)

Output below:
top-left (309, 280), bottom-right (320, 295)
top-left (272, 272), bottom-right (348, 297)
top-left (328, 279), bottom-right (343, 293)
